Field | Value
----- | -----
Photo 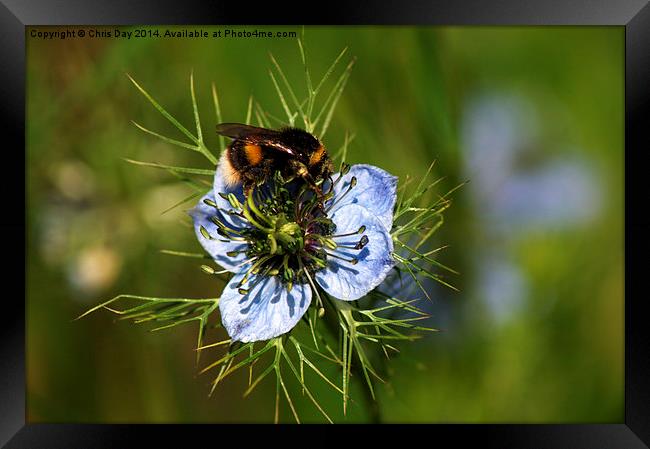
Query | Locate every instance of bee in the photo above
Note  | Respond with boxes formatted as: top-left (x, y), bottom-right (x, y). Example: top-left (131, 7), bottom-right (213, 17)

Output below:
top-left (216, 123), bottom-right (333, 194)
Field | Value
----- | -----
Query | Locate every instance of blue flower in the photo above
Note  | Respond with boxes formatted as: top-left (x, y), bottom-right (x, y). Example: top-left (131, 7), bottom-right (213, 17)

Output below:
top-left (190, 161), bottom-right (397, 342)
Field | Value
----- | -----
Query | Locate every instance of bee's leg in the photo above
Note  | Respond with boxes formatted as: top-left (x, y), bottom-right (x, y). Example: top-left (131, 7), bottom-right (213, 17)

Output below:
top-left (302, 174), bottom-right (327, 202)
top-left (242, 181), bottom-right (254, 198)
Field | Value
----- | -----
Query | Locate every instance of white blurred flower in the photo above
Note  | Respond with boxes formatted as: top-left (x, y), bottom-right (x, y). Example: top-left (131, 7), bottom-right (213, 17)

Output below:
top-left (69, 245), bottom-right (122, 295)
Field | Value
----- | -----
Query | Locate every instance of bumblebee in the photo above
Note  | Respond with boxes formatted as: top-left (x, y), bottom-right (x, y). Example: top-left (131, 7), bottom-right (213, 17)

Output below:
top-left (216, 123), bottom-right (333, 194)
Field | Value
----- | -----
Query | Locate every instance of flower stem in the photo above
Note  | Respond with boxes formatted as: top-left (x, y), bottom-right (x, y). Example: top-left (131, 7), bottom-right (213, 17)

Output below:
top-left (321, 293), bottom-right (382, 423)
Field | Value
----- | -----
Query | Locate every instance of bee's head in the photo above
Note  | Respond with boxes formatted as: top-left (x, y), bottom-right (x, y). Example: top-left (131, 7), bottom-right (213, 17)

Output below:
top-left (280, 127), bottom-right (331, 183)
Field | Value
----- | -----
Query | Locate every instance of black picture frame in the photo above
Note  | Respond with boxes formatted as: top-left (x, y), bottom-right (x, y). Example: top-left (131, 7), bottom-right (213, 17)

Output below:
top-left (4, 0), bottom-right (649, 446)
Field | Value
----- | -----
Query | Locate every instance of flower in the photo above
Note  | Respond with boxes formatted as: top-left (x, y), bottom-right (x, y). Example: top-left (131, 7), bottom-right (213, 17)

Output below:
top-left (190, 161), bottom-right (397, 342)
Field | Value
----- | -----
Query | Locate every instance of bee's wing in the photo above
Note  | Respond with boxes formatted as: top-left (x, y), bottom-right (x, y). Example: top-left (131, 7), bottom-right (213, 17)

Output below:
top-left (216, 123), bottom-right (296, 155)
top-left (216, 123), bottom-right (278, 139)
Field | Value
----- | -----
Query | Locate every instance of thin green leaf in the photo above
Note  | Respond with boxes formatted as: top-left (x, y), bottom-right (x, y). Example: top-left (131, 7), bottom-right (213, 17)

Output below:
top-left (317, 58), bottom-right (355, 138)
top-left (160, 249), bottom-right (210, 259)
top-left (123, 158), bottom-right (215, 176)
top-left (245, 94), bottom-right (254, 125)
top-left (269, 53), bottom-right (306, 126)
top-left (268, 69), bottom-right (296, 126)
top-left (211, 82), bottom-right (225, 152)
top-left (190, 71), bottom-right (203, 143)
top-left (313, 47), bottom-right (348, 96)
top-left (161, 191), bottom-right (203, 215)
top-left (127, 73), bottom-right (198, 144)
top-left (131, 120), bottom-right (198, 151)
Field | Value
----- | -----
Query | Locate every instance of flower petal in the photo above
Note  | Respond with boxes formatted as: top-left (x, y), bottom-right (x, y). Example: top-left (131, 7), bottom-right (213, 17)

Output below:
top-left (316, 203), bottom-right (395, 301)
top-left (219, 273), bottom-right (312, 342)
top-left (328, 164), bottom-right (397, 231)
top-left (212, 153), bottom-right (249, 230)
top-left (189, 191), bottom-right (249, 272)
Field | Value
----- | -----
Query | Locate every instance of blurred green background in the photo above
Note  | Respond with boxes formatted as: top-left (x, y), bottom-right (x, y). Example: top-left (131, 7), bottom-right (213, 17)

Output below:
top-left (26, 26), bottom-right (623, 423)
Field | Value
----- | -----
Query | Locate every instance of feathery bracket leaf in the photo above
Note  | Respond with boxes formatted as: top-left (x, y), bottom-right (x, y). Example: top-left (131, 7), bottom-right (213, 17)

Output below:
top-left (76, 294), bottom-right (220, 365)
top-left (127, 73), bottom-right (218, 165)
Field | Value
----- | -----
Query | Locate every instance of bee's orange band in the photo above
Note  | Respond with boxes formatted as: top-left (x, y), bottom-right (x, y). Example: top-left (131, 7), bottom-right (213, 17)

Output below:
top-left (244, 144), bottom-right (263, 165)
top-left (309, 145), bottom-right (325, 166)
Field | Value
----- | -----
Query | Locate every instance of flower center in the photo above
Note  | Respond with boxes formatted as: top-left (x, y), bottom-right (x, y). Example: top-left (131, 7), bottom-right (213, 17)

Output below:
top-left (204, 169), bottom-right (369, 293)
top-left (270, 219), bottom-right (304, 254)
top-left (237, 190), bottom-right (333, 291)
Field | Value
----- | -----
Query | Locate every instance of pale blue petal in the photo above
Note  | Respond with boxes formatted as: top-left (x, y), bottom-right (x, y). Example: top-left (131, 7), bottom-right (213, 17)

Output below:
top-left (328, 164), bottom-right (397, 231)
top-left (315, 203), bottom-right (394, 301)
top-left (219, 273), bottom-right (312, 342)
top-left (189, 191), bottom-right (249, 272)
top-left (212, 153), bottom-right (249, 230)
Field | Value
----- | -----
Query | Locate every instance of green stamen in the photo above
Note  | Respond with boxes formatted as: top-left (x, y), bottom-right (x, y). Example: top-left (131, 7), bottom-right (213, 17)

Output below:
top-left (203, 198), bottom-right (218, 208)
top-left (325, 176), bottom-right (357, 212)
top-left (199, 226), bottom-right (213, 240)
top-left (325, 250), bottom-right (358, 265)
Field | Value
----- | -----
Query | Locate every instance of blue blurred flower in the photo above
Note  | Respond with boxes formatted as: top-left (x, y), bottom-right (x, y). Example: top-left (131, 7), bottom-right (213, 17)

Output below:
top-left (190, 163), bottom-right (397, 342)
top-left (462, 92), bottom-right (601, 232)
top-left (461, 91), bottom-right (603, 325)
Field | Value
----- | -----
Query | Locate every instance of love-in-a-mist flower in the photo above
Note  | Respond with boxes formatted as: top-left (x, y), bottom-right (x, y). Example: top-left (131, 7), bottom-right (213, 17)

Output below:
top-left (190, 162), bottom-right (397, 342)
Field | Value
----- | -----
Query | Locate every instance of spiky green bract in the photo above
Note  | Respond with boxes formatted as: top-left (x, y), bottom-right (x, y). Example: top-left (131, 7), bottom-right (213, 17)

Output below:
top-left (391, 161), bottom-right (464, 299)
top-left (75, 294), bottom-right (219, 366)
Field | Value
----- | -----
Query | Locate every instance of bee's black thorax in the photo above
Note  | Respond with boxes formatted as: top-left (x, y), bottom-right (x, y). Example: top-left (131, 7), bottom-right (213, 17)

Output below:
top-left (278, 128), bottom-right (321, 160)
